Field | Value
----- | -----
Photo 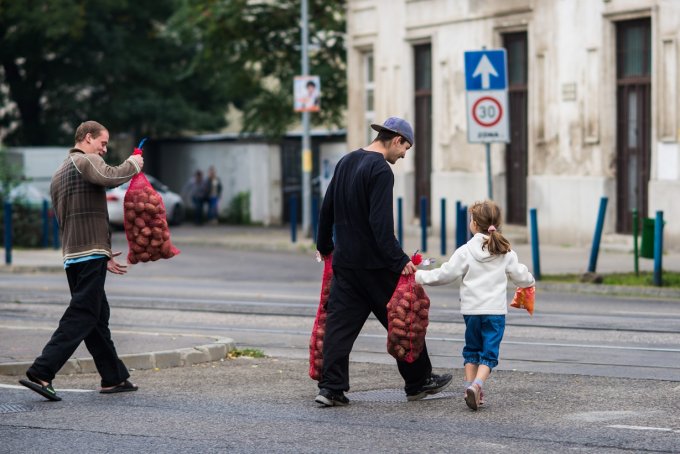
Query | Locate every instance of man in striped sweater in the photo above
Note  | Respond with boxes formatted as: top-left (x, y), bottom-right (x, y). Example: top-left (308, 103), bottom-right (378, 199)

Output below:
top-left (19, 121), bottom-right (144, 401)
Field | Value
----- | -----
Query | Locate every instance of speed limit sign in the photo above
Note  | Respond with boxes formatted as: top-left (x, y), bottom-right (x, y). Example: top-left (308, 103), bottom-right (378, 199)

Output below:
top-left (472, 96), bottom-right (503, 127)
top-left (466, 90), bottom-right (509, 143)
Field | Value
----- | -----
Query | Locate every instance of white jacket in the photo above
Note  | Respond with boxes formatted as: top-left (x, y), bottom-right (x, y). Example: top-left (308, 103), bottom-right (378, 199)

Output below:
top-left (415, 233), bottom-right (535, 315)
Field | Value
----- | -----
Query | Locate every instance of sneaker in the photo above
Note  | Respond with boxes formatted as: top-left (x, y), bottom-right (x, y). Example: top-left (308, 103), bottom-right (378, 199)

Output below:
top-left (465, 384), bottom-right (481, 410)
top-left (315, 388), bottom-right (349, 407)
top-left (462, 388), bottom-right (484, 405)
top-left (406, 373), bottom-right (453, 401)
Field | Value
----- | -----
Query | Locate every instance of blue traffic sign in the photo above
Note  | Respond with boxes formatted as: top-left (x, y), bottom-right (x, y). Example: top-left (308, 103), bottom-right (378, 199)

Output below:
top-left (464, 50), bottom-right (507, 91)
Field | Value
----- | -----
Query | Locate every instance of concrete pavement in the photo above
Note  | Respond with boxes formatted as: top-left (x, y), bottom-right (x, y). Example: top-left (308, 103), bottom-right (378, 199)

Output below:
top-left (1, 224), bottom-right (678, 378)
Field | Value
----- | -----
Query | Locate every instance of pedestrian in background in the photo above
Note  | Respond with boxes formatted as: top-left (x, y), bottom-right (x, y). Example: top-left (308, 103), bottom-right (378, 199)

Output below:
top-left (204, 165), bottom-right (222, 224)
top-left (416, 200), bottom-right (535, 410)
top-left (183, 169), bottom-right (206, 225)
top-left (315, 117), bottom-right (452, 407)
top-left (19, 120), bottom-right (143, 401)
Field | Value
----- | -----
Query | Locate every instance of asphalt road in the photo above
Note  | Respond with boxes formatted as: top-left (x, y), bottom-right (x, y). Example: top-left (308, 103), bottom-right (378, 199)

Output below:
top-left (1, 241), bottom-right (679, 452)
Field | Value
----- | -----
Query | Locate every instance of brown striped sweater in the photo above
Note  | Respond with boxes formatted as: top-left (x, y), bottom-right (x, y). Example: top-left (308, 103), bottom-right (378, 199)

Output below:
top-left (50, 148), bottom-right (141, 262)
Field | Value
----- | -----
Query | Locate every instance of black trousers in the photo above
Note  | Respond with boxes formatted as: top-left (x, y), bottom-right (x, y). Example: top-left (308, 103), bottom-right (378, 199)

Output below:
top-left (319, 266), bottom-right (432, 394)
top-left (28, 258), bottom-right (130, 387)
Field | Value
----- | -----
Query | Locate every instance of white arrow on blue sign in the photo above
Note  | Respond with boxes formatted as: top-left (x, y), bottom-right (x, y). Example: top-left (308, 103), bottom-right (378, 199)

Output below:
top-left (464, 50), bottom-right (507, 91)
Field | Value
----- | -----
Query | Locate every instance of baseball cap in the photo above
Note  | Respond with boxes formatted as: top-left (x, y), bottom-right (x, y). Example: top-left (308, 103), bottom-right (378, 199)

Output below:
top-left (370, 117), bottom-right (414, 146)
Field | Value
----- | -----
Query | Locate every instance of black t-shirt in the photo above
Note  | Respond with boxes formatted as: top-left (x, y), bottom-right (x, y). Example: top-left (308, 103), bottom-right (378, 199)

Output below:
top-left (317, 149), bottom-right (409, 273)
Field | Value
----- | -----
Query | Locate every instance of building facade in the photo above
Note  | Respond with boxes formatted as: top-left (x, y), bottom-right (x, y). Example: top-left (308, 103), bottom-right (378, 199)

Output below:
top-left (346, 0), bottom-right (680, 249)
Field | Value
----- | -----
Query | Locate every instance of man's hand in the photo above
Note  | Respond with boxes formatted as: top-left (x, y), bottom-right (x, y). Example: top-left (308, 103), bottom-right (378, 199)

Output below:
top-left (130, 154), bottom-right (144, 170)
top-left (401, 261), bottom-right (417, 275)
top-left (107, 251), bottom-right (128, 275)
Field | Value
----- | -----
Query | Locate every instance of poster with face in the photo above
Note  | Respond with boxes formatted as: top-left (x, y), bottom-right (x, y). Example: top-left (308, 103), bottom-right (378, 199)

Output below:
top-left (294, 75), bottom-right (321, 112)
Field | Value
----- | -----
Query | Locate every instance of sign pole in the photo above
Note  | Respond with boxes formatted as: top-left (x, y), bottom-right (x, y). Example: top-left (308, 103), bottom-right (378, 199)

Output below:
top-left (300, 0), bottom-right (311, 237)
top-left (485, 142), bottom-right (493, 200)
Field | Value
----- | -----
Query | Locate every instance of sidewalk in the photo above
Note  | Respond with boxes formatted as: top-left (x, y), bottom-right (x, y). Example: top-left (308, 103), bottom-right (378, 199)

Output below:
top-left (3, 223), bottom-right (679, 275)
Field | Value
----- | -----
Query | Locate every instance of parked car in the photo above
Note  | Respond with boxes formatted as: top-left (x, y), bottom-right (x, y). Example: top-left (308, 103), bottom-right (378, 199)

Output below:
top-left (106, 174), bottom-right (185, 227)
top-left (6, 182), bottom-right (51, 208)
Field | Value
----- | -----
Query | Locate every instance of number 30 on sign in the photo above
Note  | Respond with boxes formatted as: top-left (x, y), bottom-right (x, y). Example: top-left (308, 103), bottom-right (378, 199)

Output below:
top-left (466, 90), bottom-right (509, 143)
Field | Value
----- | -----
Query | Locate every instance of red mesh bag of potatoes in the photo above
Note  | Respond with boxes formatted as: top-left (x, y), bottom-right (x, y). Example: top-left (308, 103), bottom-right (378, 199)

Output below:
top-left (510, 286), bottom-right (535, 316)
top-left (309, 254), bottom-right (333, 381)
top-left (386, 254), bottom-right (430, 363)
top-left (123, 140), bottom-right (180, 264)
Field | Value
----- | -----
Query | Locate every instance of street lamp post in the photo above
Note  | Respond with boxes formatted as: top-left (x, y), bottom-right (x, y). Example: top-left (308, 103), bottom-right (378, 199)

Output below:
top-left (300, 0), bottom-right (312, 237)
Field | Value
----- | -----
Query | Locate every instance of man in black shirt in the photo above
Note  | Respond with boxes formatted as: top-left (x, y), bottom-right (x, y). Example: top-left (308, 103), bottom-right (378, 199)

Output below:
top-left (315, 117), bottom-right (452, 406)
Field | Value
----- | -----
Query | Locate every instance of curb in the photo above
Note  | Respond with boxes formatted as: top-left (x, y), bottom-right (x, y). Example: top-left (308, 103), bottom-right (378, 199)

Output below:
top-left (0, 337), bottom-right (235, 377)
top-left (537, 282), bottom-right (680, 300)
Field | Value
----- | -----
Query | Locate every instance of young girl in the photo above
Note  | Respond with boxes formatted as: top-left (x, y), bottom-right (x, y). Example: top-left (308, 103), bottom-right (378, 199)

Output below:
top-left (415, 200), bottom-right (535, 410)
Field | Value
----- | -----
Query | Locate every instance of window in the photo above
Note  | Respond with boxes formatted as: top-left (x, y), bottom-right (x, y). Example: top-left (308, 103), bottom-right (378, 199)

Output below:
top-left (364, 52), bottom-right (375, 144)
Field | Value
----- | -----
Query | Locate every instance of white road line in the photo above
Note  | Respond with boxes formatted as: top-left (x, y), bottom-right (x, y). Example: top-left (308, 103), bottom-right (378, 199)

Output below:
top-left (608, 424), bottom-right (679, 433)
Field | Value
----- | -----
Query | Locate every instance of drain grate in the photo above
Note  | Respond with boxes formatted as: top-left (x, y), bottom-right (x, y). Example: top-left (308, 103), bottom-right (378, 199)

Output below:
top-left (0, 403), bottom-right (32, 414)
top-left (347, 388), bottom-right (458, 403)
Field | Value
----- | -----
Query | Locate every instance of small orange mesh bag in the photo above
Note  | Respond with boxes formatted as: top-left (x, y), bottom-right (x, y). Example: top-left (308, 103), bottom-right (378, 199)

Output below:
top-left (510, 286), bottom-right (536, 316)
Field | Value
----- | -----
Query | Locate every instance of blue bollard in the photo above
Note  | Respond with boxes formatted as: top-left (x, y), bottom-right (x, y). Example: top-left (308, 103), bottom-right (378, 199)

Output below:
top-left (51, 210), bottom-right (60, 249)
top-left (530, 208), bottom-right (541, 281)
top-left (587, 197), bottom-right (609, 273)
top-left (4, 201), bottom-right (11, 265)
top-left (311, 196), bottom-right (319, 244)
top-left (290, 195), bottom-right (297, 243)
top-left (440, 198), bottom-right (446, 256)
top-left (456, 202), bottom-right (468, 248)
top-left (42, 200), bottom-right (49, 248)
top-left (420, 196), bottom-right (427, 253)
top-left (397, 197), bottom-right (403, 247)
top-left (653, 211), bottom-right (664, 286)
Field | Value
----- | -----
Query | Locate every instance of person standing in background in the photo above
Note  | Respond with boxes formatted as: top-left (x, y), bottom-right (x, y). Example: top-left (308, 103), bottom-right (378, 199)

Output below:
top-left (204, 166), bottom-right (222, 224)
top-left (183, 170), bottom-right (206, 225)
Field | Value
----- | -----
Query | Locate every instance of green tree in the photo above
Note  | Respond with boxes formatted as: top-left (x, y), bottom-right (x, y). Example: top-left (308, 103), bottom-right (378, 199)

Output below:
top-left (0, 0), bottom-right (231, 146)
top-left (168, 0), bottom-right (347, 138)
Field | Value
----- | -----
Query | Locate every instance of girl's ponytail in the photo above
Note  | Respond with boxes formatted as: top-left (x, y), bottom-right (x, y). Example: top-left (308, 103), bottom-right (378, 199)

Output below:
top-left (469, 201), bottom-right (511, 255)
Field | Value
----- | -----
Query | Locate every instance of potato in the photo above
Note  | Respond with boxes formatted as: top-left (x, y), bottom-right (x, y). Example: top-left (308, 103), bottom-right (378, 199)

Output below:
top-left (131, 243), bottom-right (145, 254)
top-left (148, 194), bottom-right (161, 206)
top-left (138, 252), bottom-right (150, 262)
top-left (135, 235), bottom-right (149, 247)
top-left (144, 203), bottom-right (159, 215)
top-left (134, 217), bottom-right (146, 229)
top-left (392, 327), bottom-right (407, 337)
top-left (125, 210), bottom-right (136, 222)
top-left (402, 291), bottom-right (416, 302)
top-left (391, 318), bottom-right (406, 329)
top-left (134, 202), bottom-right (145, 213)
top-left (411, 323), bottom-right (424, 333)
